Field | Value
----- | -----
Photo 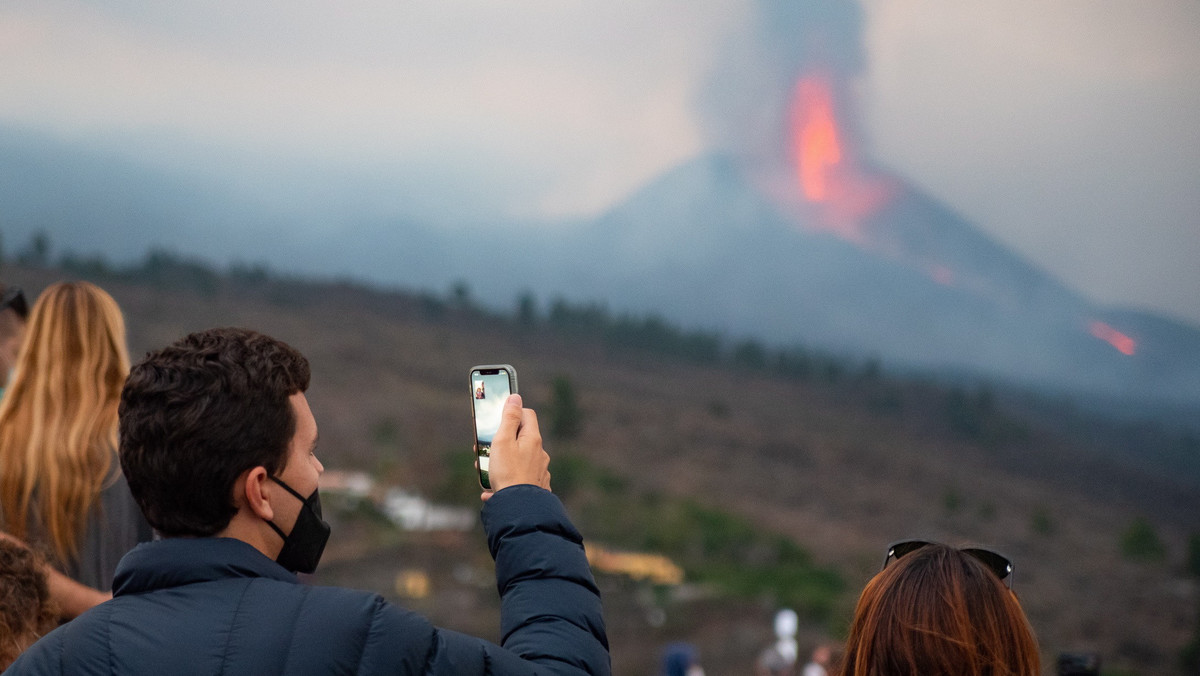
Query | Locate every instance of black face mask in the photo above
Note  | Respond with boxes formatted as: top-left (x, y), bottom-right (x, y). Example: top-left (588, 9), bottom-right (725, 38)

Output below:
top-left (266, 476), bottom-right (331, 574)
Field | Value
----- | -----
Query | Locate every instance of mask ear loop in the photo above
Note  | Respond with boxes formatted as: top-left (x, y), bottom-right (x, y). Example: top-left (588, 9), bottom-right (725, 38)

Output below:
top-left (265, 476), bottom-right (307, 541)
top-left (269, 475), bottom-right (308, 501)
top-left (265, 519), bottom-right (290, 542)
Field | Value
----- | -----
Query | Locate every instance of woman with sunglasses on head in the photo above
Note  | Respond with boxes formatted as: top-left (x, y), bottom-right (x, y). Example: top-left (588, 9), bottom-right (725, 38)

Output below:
top-left (837, 540), bottom-right (1040, 676)
top-left (0, 282), bottom-right (151, 618)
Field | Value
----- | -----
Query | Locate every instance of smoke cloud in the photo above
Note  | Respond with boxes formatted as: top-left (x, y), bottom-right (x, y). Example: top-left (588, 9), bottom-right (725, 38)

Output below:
top-left (697, 0), bottom-right (866, 173)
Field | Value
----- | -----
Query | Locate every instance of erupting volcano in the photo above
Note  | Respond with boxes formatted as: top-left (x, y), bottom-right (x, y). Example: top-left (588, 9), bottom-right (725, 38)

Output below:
top-left (783, 70), bottom-right (1155, 368)
top-left (546, 28), bottom-right (1200, 405)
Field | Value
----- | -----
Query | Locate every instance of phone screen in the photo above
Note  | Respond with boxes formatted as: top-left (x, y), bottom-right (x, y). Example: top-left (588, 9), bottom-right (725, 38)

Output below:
top-left (470, 365), bottom-right (516, 489)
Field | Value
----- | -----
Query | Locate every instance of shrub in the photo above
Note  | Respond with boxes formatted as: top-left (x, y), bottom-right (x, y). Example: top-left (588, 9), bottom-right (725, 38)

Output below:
top-left (1120, 517), bottom-right (1166, 562)
top-left (942, 488), bottom-right (962, 514)
top-left (561, 456), bottom-right (848, 625)
top-left (548, 376), bottom-right (583, 439)
top-left (1186, 533), bottom-right (1200, 579)
top-left (1031, 506), bottom-right (1055, 536)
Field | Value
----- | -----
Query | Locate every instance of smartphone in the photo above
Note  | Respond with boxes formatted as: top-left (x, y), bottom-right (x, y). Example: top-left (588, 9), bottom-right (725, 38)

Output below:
top-left (469, 364), bottom-right (518, 490)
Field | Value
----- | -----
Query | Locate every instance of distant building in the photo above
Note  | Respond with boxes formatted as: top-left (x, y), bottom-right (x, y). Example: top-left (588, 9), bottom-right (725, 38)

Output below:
top-left (321, 469), bottom-right (475, 532)
top-left (383, 488), bottom-right (475, 532)
top-left (320, 469), bottom-right (375, 499)
top-left (585, 544), bottom-right (684, 585)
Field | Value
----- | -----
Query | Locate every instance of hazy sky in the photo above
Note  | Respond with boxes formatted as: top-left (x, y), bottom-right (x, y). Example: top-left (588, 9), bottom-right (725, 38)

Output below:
top-left (2, 0), bottom-right (1198, 325)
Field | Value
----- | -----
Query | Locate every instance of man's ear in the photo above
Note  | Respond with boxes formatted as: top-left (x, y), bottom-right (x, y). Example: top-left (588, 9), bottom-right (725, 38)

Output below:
top-left (238, 466), bottom-right (274, 522)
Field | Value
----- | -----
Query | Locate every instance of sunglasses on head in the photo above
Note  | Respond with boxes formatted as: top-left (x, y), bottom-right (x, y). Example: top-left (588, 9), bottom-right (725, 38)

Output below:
top-left (0, 287), bottom-right (28, 320)
top-left (882, 539), bottom-right (1014, 588)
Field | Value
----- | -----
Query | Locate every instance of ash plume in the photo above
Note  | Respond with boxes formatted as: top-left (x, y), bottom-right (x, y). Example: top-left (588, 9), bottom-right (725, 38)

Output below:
top-left (697, 0), bottom-right (867, 175)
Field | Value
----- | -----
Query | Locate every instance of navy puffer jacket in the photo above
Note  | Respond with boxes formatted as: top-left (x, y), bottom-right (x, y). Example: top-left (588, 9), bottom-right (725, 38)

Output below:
top-left (6, 486), bottom-right (609, 675)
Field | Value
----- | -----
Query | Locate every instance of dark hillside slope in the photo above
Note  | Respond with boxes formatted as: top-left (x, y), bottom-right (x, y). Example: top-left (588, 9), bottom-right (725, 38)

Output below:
top-left (5, 134), bottom-right (1200, 407)
top-left (545, 154), bottom-right (1200, 406)
top-left (5, 263), bottom-right (1197, 675)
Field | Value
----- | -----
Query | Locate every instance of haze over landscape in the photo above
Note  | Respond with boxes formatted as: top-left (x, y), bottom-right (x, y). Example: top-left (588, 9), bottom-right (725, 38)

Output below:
top-left (1, 0), bottom-right (1198, 326)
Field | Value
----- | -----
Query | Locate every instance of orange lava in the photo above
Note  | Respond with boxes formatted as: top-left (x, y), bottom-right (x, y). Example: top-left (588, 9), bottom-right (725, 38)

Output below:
top-left (790, 72), bottom-right (899, 243)
top-left (1089, 321), bottom-right (1137, 356)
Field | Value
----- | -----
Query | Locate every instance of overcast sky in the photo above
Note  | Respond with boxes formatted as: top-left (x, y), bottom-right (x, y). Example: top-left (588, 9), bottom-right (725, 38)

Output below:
top-left (2, 0), bottom-right (1198, 325)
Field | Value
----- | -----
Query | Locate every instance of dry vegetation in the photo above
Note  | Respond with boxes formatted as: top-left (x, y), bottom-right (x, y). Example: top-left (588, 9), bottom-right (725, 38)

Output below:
top-left (8, 261), bottom-right (1199, 676)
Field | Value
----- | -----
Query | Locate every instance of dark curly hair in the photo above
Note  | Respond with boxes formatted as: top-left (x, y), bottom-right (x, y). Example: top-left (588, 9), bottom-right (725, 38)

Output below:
top-left (0, 539), bottom-right (57, 669)
top-left (119, 327), bottom-right (310, 537)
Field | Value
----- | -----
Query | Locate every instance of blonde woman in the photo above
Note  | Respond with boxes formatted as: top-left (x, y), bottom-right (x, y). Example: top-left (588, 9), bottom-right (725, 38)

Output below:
top-left (0, 281), bottom-right (150, 602)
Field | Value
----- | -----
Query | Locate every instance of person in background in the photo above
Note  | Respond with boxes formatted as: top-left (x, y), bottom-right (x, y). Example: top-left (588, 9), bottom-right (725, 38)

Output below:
top-left (756, 608), bottom-right (800, 676)
top-left (0, 284), bottom-right (29, 400)
top-left (660, 642), bottom-right (705, 676)
top-left (802, 643), bottom-right (833, 676)
top-left (7, 327), bottom-right (610, 675)
top-left (0, 530), bottom-right (113, 621)
top-left (837, 540), bottom-right (1040, 676)
top-left (0, 281), bottom-right (151, 607)
top-left (0, 536), bottom-right (58, 669)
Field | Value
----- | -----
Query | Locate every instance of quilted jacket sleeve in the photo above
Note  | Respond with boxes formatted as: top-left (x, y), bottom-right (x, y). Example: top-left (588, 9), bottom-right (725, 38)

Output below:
top-left (361, 485), bottom-right (608, 676)
top-left (480, 485), bottom-right (610, 676)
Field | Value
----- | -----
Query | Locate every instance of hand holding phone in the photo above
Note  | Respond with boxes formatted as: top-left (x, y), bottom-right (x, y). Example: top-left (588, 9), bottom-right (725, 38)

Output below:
top-left (483, 394), bottom-right (550, 499)
top-left (469, 365), bottom-right (518, 490)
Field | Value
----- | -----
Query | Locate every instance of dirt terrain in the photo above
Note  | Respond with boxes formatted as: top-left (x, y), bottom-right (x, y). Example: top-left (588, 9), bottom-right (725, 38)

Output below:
top-left (9, 264), bottom-right (1198, 675)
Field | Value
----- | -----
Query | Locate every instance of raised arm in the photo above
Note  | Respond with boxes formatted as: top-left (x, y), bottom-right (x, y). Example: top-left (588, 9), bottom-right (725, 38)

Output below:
top-left (481, 395), bottom-right (609, 675)
top-left (482, 485), bottom-right (610, 675)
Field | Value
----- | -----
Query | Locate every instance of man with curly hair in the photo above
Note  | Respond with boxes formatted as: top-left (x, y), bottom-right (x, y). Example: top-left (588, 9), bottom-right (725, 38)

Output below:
top-left (8, 327), bottom-right (609, 676)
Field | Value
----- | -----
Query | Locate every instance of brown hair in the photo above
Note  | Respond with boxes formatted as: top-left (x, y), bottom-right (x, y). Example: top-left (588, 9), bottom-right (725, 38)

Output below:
top-left (0, 281), bottom-right (130, 564)
top-left (838, 543), bottom-right (1040, 676)
top-left (0, 538), bottom-right (58, 669)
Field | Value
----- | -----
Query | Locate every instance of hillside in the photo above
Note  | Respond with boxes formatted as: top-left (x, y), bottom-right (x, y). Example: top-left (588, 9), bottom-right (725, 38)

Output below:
top-left (5, 260), bottom-right (1199, 675)
top-left (6, 134), bottom-right (1200, 409)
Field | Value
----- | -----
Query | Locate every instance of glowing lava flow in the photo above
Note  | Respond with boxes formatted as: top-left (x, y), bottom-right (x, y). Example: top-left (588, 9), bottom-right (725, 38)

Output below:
top-left (789, 72), bottom-right (898, 244)
top-left (1089, 321), bottom-right (1137, 356)
top-left (792, 76), bottom-right (842, 203)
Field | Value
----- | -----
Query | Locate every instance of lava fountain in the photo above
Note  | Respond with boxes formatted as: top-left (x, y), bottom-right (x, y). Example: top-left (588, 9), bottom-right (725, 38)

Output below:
top-left (789, 71), bottom-right (898, 245)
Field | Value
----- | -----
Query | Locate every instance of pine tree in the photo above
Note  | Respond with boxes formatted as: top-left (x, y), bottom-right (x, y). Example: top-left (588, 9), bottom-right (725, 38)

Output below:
top-left (549, 376), bottom-right (582, 439)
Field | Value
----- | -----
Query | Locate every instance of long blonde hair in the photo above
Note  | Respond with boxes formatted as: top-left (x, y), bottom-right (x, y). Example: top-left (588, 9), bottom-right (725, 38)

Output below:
top-left (0, 281), bottom-right (130, 565)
